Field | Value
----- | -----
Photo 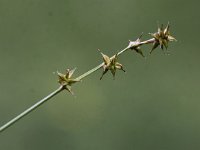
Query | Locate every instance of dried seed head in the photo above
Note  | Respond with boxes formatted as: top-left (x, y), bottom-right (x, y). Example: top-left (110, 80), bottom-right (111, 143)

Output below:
top-left (150, 22), bottom-right (177, 54)
top-left (99, 50), bottom-right (125, 80)
top-left (128, 33), bottom-right (145, 57)
top-left (57, 68), bottom-right (80, 94)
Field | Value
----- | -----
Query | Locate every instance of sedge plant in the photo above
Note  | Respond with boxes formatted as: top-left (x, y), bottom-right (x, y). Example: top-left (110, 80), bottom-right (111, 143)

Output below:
top-left (0, 23), bottom-right (176, 133)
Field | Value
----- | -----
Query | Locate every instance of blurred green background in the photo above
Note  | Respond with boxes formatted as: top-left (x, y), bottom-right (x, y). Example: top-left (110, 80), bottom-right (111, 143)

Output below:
top-left (0, 0), bottom-right (199, 150)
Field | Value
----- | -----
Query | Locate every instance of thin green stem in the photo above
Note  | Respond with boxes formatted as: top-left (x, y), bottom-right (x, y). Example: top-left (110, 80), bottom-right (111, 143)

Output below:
top-left (0, 38), bottom-right (155, 133)
top-left (75, 38), bottom-right (155, 81)
top-left (0, 86), bottom-right (64, 133)
top-left (0, 22), bottom-right (177, 133)
top-left (75, 63), bottom-right (104, 81)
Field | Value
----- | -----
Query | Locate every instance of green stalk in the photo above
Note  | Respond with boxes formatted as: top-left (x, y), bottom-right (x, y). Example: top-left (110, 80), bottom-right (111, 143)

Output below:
top-left (0, 86), bottom-right (64, 132)
top-left (0, 33), bottom-right (169, 133)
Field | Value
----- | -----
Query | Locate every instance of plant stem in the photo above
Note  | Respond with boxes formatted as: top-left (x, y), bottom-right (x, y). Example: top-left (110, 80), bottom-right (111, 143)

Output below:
top-left (0, 21), bottom-right (177, 133)
top-left (0, 38), bottom-right (154, 133)
top-left (76, 38), bottom-right (155, 81)
top-left (0, 86), bottom-right (64, 133)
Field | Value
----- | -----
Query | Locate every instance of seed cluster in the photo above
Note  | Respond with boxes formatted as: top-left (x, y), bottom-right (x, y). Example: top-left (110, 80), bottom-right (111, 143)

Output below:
top-left (57, 23), bottom-right (176, 94)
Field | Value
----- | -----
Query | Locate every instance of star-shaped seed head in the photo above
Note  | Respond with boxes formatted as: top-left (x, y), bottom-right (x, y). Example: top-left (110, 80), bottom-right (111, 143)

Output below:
top-left (57, 68), bottom-right (80, 94)
top-left (99, 49), bottom-right (125, 80)
top-left (128, 33), bottom-right (145, 57)
top-left (150, 22), bottom-right (177, 54)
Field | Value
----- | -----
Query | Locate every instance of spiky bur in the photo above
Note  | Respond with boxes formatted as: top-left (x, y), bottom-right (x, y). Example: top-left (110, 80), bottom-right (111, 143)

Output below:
top-left (99, 49), bottom-right (125, 80)
top-left (128, 33), bottom-right (145, 57)
top-left (57, 68), bottom-right (80, 94)
top-left (149, 22), bottom-right (177, 54)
